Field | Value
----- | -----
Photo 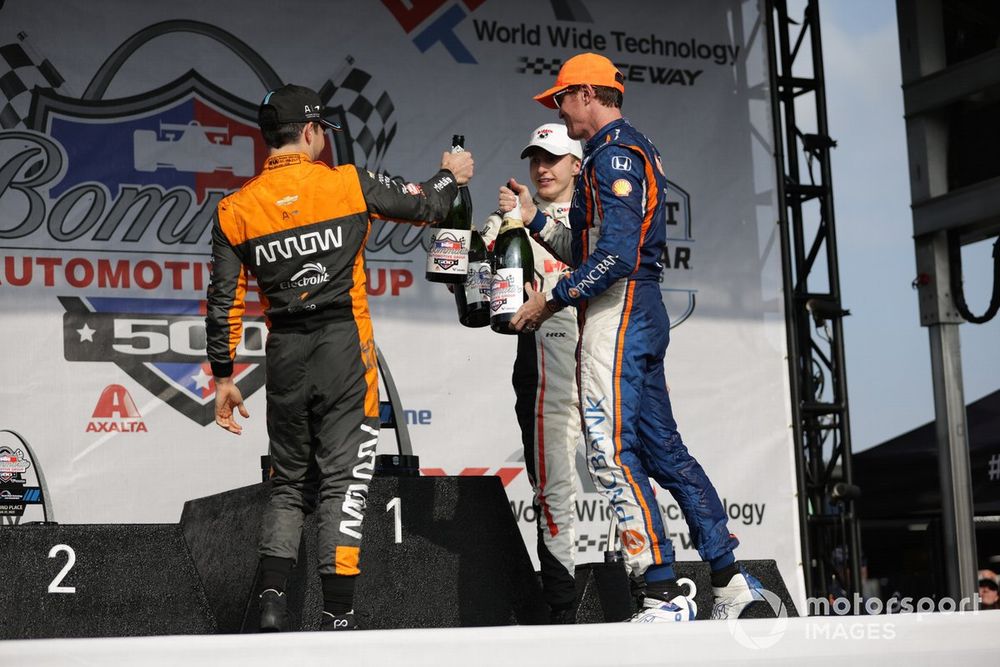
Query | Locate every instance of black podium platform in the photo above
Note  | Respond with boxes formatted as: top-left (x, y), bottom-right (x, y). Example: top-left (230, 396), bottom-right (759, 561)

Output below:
top-left (0, 475), bottom-right (797, 638)
top-left (180, 476), bottom-right (549, 631)
top-left (0, 524), bottom-right (215, 639)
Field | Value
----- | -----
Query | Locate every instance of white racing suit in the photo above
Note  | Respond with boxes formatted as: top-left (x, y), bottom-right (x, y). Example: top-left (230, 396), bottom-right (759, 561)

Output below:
top-left (482, 198), bottom-right (581, 611)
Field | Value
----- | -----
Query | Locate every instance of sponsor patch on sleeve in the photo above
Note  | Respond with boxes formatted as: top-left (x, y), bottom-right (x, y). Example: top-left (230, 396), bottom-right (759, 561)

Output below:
top-left (611, 155), bottom-right (632, 171)
top-left (611, 178), bottom-right (633, 197)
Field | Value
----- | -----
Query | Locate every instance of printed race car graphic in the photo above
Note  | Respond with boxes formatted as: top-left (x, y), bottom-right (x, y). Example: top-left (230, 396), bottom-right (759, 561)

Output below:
top-left (133, 120), bottom-right (255, 177)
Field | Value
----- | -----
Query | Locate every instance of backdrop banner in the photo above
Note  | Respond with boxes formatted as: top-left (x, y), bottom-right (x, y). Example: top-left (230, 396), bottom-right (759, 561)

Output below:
top-left (0, 0), bottom-right (804, 607)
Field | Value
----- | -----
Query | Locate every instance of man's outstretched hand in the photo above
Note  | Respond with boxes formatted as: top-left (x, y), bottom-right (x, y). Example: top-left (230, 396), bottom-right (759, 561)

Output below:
top-left (214, 376), bottom-right (249, 435)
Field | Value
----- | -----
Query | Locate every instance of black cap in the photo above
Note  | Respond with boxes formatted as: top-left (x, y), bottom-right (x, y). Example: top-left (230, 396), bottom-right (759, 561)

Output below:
top-left (258, 84), bottom-right (341, 131)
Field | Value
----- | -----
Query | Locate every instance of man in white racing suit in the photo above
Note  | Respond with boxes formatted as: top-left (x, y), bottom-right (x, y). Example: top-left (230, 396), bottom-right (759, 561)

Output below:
top-left (480, 123), bottom-right (583, 622)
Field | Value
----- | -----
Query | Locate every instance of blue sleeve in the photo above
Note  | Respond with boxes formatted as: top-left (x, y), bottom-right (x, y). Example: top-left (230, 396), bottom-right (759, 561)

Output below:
top-left (551, 145), bottom-right (645, 306)
top-left (526, 208), bottom-right (548, 233)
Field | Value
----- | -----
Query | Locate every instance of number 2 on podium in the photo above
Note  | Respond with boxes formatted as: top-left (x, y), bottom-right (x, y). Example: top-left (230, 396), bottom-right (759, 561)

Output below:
top-left (386, 497), bottom-right (402, 544)
top-left (48, 544), bottom-right (77, 594)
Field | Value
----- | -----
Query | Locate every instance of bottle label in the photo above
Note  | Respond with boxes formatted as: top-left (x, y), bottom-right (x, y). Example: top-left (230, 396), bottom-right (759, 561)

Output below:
top-left (464, 261), bottom-right (491, 305)
top-left (426, 228), bottom-right (471, 276)
top-left (490, 267), bottom-right (522, 315)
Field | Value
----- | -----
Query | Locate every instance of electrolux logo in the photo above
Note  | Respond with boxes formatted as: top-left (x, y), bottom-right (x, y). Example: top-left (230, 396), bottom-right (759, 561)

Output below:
top-left (279, 262), bottom-right (330, 290)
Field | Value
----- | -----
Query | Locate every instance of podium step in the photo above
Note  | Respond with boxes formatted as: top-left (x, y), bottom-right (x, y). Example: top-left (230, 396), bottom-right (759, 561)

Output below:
top-left (0, 524), bottom-right (215, 639)
top-left (672, 560), bottom-right (799, 619)
top-left (180, 476), bottom-right (549, 631)
top-left (1, 480), bottom-right (797, 638)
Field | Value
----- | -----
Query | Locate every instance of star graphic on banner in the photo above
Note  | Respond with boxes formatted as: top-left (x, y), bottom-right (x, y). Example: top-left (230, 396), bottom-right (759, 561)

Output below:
top-left (77, 323), bottom-right (96, 342)
top-left (192, 367), bottom-right (212, 391)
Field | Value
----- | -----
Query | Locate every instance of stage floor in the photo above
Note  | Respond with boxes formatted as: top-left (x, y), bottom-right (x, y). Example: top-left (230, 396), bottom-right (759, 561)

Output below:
top-left (1, 610), bottom-right (996, 667)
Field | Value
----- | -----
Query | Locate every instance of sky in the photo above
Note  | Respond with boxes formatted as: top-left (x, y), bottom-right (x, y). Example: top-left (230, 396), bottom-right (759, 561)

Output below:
top-left (817, 0), bottom-right (1000, 451)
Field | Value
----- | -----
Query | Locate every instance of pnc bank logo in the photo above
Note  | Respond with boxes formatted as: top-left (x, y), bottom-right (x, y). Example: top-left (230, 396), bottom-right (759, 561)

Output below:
top-left (86, 384), bottom-right (148, 434)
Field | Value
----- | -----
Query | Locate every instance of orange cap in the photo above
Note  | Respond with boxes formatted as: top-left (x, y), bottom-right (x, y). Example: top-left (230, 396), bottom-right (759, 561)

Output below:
top-left (534, 53), bottom-right (625, 109)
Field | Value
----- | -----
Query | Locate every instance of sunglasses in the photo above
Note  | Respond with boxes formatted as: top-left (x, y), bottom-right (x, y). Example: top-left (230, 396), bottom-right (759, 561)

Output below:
top-left (553, 86), bottom-right (582, 109)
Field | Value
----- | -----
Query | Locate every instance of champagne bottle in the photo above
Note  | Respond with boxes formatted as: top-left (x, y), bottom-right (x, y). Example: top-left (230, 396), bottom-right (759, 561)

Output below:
top-left (426, 135), bottom-right (472, 284)
top-left (490, 199), bottom-right (534, 335)
top-left (454, 229), bottom-right (491, 327)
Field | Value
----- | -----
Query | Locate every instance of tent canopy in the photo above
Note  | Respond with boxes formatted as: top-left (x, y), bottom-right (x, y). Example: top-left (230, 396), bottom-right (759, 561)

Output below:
top-left (853, 389), bottom-right (1000, 520)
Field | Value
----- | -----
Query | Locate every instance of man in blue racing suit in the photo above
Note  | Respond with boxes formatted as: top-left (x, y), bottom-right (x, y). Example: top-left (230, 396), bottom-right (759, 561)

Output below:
top-left (506, 52), bottom-right (763, 622)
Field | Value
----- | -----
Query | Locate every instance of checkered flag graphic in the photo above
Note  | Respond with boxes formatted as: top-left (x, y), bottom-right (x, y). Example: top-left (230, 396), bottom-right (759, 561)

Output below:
top-left (318, 56), bottom-right (396, 172)
top-left (517, 56), bottom-right (563, 76)
top-left (575, 534), bottom-right (605, 553)
top-left (0, 33), bottom-right (65, 129)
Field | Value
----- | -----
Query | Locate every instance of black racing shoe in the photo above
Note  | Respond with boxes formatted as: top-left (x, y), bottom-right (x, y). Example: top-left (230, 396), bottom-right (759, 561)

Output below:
top-left (320, 610), bottom-right (357, 631)
top-left (259, 589), bottom-right (289, 632)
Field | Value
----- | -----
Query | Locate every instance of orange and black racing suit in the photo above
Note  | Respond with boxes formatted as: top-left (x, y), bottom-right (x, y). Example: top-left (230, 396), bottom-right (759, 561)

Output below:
top-left (206, 152), bottom-right (457, 577)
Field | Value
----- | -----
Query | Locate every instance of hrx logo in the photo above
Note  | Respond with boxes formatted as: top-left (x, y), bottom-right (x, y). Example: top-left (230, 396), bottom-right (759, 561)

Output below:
top-left (87, 385), bottom-right (148, 433)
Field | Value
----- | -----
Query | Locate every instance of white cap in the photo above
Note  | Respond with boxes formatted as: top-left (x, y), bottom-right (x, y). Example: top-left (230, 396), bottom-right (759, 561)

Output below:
top-left (520, 123), bottom-right (583, 160)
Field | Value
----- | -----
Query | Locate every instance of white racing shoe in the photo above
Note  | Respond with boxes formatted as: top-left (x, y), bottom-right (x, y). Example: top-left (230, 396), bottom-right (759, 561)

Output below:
top-left (630, 577), bottom-right (698, 623)
top-left (711, 568), bottom-right (764, 620)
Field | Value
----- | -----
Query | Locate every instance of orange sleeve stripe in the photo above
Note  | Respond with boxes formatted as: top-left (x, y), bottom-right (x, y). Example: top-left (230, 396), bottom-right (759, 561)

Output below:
top-left (227, 266), bottom-right (248, 360)
top-left (611, 281), bottom-right (661, 560)
top-left (624, 144), bottom-right (656, 274)
top-left (593, 164), bottom-right (605, 225)
top-left (350, 224), bottom-right (380, 418)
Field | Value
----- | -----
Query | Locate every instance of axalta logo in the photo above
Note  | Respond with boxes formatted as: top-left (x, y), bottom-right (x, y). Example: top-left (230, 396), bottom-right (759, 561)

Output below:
top-left (381, 0), bottom-right (487, 64)
top-left (86, 384), bottom-right (148, 433)
top-left (280, 262), bottom-right (330, 290)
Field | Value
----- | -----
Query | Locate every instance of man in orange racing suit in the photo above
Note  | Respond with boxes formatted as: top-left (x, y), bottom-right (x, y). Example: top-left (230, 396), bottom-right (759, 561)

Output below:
top-left (206, 84), bottom-right (474, 632)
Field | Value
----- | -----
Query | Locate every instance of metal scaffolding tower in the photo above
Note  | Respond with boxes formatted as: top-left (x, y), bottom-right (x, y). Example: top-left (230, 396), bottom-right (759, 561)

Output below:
top-left (765, 0), bottom-right (863, 601)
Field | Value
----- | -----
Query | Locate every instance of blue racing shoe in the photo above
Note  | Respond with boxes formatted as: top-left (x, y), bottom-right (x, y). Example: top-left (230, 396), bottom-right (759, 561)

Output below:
top-left (629, 594), bottom-right (698, 623)
top-left (711, 567), bottom-right (764, 620)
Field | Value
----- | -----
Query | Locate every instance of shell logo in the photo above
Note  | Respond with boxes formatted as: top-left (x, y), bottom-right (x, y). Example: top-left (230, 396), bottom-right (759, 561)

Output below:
top-left (611, 178), bottom-right (633, 197)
